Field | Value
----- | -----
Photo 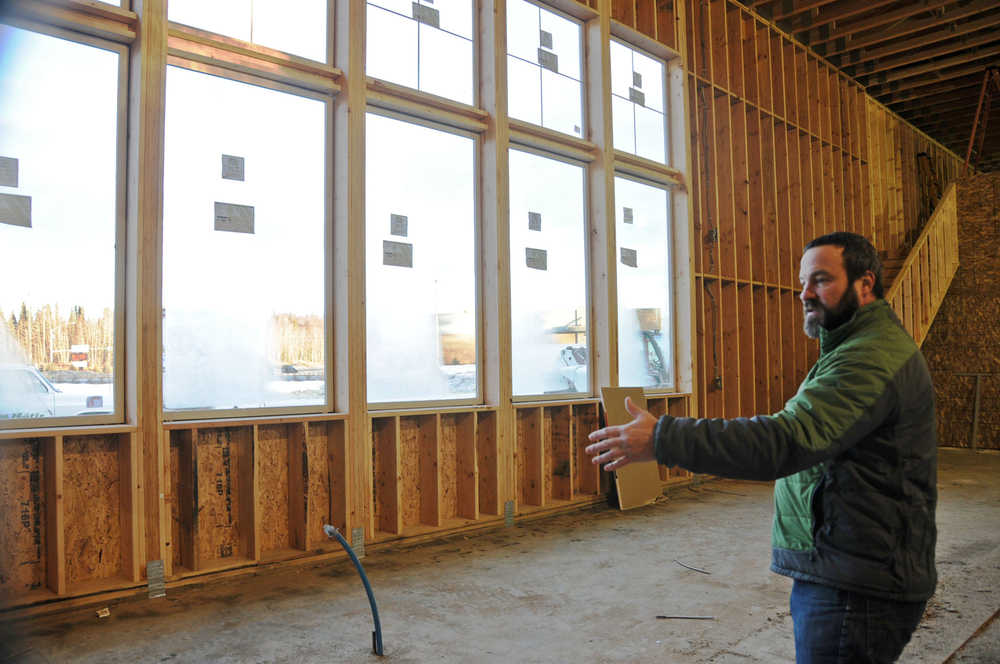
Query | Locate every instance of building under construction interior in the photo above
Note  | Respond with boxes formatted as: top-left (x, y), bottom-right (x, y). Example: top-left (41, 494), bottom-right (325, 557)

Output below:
top-left (0, 0), bottom-right (998, 661)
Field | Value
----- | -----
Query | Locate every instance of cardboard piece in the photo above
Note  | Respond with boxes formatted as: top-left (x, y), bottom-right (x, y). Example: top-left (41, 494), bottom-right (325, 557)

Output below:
top-left (601, 386), bottom-right (662, 510)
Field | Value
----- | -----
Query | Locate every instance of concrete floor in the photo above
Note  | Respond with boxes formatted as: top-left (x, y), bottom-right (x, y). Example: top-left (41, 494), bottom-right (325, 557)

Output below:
top-left (2, 447), bottom-right (998, 663)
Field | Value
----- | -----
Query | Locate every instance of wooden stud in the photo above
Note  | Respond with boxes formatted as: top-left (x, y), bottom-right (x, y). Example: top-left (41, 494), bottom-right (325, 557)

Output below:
top-left (44, 436), bottom-right (65, 596)
top-left (287, 423), bottom-right (308, 551)
top-left (476, 411), bottom-right (500, 516)
top-left (516, 408), bottom-right (543, 508)
top-left (372, 417), bottom-right (401, 536)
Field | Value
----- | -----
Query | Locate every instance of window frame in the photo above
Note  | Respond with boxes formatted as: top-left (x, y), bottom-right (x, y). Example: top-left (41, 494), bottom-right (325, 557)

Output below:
top-left (608, 35), bottom-right (670, 167)
top-left (611, 170), bottom-right (677, 394)
top-left (0, 18), bottom-right (129, 430)
top-left (363, 106), bottom-right (484, 411)
top-left (505, 0), bottom-right (587, 140)
top-left (507, 143), bottom-right (593, 403)
top-left (159, 57), bottom-right (336, 422)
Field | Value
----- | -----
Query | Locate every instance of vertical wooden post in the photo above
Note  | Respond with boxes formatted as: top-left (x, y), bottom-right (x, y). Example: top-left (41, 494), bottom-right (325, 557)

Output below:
top-left (333, 0), bottom-right (373, 541)
top-left (127, 0), bottom-right (168, 579)
top-left (587, 0), bottom-right (618, 390)
top-left (479, 0), bottom-right (515, 512)
top-left (44, 435), bottom-right (65, 595)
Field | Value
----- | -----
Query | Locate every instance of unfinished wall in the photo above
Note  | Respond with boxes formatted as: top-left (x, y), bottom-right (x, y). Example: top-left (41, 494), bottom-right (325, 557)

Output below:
top-left (665, 0), bottom-right (964, 418)
top-left (921, 172), bottom-right (1000, 450)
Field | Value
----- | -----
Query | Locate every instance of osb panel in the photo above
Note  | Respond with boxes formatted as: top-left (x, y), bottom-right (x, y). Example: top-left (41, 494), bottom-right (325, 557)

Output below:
top-left (63, 435), bottom-right (121, 585)
top-left (548, 407), bottom-right (572, 501)
top-left (0, 440), bottom-right (45, 600)
top-left (439, 415), bottom-right (459, 521)
top-left (573, 405), bottom-right (598, 497)
top-left (196, 428), bottom-right (243, 562)
top-left (306, 422), bottom-right (333, 541)
top-left (476, 411), bottom-right (498, 515)
top-left (922, 174), bottom-right (1000, 449)
top-left (256, 425), bottom-right (290, 553)
top-left (516, 409), bottom-right (540, 505)
top-left (169, 441), bottom-right (181, 569)
top-left (398, 418), bottom-right (422, 528)
top-left (541, 410), bottom-right (552, 502)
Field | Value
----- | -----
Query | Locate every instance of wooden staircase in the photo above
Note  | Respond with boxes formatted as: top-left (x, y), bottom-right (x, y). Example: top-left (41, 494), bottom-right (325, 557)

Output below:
top-left (882, 183), bottom-right (961, 348)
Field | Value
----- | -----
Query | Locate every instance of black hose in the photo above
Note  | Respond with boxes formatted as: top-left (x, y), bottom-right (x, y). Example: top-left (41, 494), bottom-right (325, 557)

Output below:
top-left (323, 524), bottom-right (384, 656)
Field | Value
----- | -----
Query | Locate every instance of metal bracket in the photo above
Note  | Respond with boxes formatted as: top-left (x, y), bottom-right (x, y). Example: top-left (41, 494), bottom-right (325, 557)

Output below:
top-left (504, 500), bottom-right (515, 527)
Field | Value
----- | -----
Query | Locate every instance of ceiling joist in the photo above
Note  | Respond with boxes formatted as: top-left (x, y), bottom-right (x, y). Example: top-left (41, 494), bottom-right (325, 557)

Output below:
top-left (803, 0), bottom-right (952, 47)
top-left (818, 0), bottom-right (997, 58)
top-left (853, 30), bottom-right (1000, 80)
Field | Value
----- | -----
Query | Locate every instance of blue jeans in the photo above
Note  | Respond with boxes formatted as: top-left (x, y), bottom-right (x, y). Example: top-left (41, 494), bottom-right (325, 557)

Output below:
top-left (790, 579), bottom-right (927, 664)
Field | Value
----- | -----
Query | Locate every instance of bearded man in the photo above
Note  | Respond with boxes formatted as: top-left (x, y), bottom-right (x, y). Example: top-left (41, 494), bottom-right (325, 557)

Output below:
top-left (586, 232), bottom-right (937, 664)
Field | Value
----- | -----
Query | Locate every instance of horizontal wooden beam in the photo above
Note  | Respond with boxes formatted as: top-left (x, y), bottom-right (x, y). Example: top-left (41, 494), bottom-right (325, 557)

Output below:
top-left (845, 31), bottom-right (1000, 85)
top-left (869, 57), bottom-right (1000, 98)
top-left (832, 10), bottom-right (1000, 68)
top-left (897, 97), bottom-right (991, 123)
top-left (785, 0), bottom-right (895, 36)
top-left (822, 1), bottom-right (1000, 59)
top-left (880, 74), bottom-right (985, 107)
top-left (803, 0), bottom-right (949, 46)
top-left (771, 0), bottom-right (839, 22)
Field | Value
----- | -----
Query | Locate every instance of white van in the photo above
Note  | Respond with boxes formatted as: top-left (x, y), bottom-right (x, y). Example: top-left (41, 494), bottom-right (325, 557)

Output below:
top-left (0, 364), bottom-right (104, 419)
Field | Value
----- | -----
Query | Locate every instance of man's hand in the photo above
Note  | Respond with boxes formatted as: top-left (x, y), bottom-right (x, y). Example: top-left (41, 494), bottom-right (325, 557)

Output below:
top-left (585, 396), bottom-right (658, 471)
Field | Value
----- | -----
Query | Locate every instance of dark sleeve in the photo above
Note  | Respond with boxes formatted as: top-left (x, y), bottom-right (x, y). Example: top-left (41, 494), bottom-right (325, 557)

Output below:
top-left (654, 351), bottom-right (899, 481)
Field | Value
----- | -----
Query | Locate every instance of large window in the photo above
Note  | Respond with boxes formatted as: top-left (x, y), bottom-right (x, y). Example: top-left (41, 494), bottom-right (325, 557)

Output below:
top-left (0, 25), bottom-right (122, 424)
top-left (367, 0), bottom-right (475, 104)
top-left (506, 0), bottom-right (583, 137)
top-left (615, 176), bottom-right (672, 389)
top-left (365, 113), bottom-right (478, 404)
top-left (509, 149), bottom-right (588, 397)
top-left (610, 40), bottom-right (667, 164)
top-left (162, 66), bottom-right (327, 414)
top-left (168, 0), bottom-right (328, 62)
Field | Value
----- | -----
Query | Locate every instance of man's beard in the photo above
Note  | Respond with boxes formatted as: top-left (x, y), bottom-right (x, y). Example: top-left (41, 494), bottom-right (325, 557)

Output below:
top-left (803, 287), bottom-right (860, 339)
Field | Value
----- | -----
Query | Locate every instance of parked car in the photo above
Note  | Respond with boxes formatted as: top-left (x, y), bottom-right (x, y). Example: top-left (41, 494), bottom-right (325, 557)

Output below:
top-left (0, 364), bottom-right (104, 419)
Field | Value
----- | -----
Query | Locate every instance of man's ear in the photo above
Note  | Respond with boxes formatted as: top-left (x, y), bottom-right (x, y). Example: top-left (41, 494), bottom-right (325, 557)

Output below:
top-left (858, 270), bottom-right (876, 297)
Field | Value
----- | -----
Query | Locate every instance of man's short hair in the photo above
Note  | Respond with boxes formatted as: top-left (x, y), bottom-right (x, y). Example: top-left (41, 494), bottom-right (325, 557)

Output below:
top-left (804, 232), bottom-right (885, 298)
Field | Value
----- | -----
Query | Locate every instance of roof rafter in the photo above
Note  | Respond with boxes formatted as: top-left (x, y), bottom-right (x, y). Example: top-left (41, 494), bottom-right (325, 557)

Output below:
top-left (803, 0), bottom-right (952, 47)
top-left (869, 57), bottom-right (1000, 97)
top-left (880, 74), bottom-right (985, 106)
top-left (818, 0), bottom-right (997, 58)
top-left (831, 9), bottom-right (1000, 68)
top-left (852, 30), bottom-right (1000, 80)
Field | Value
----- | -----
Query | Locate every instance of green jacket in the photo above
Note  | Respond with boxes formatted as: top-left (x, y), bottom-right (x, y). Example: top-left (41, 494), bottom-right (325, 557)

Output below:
top-left (654, 299), bottom-right (937, 601)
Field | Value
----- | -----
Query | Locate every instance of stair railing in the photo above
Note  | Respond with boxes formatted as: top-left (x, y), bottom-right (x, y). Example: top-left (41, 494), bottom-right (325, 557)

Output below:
top-left (885, 182), bottom-right (960, 348)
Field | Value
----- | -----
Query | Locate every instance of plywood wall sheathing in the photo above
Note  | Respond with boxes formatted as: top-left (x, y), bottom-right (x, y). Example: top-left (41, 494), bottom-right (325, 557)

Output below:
top-left (476, 411), bottom-right (499, 516)
top-left (372, 417), bottom-right (401, 535)
top-left (516, 408), bottom-right (543, 508)
top-left (63, 435), bottom-right (123, 588)
top-left (572, 404), bottom-right (600, 496)
top-left (256, 424), bottom-right (291, 555)
top-left (306, 420), bottom-right (346, 546)
top-left (0, 439), bottom-right (47, 604)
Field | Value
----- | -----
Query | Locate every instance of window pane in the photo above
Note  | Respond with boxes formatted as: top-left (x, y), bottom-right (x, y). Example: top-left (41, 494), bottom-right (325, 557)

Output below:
top-left (509, 150), bottom-right (588, 396)
top-left (610, 40), bottom-right (667, 164)
top-left (541, 69), bottom-right (582, 137)
top-left (162, 67), bottom-right (326, 412)
top-left (507, 56), bottom-right (542, 125)
top-left (611, 95), bottom-right (636, 154)
top-left (506, 0), bottom-right (583, 137)
top-left (0, 25), bottom-right (119, 421)
top-left (367, 0), bottom-right (474, 105)
top-left (615, 177), bottom-right (672, 389)
top-left (366, 114), bottom-right (477, 403)
top-left (367, 5), bottom-right (419, 90)
top-left (419, 24), bottom-right (474, 103)
top-left (168, 0), bottom-right (328, 62)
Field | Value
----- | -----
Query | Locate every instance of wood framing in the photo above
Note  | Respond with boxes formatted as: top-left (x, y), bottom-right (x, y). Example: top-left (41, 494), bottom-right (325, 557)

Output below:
top-left (0, 0), bottom-right (970, 619)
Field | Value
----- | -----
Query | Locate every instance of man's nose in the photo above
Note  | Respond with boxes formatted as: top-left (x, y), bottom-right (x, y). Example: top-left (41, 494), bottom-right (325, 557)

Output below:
top-left (800, 286), bottom-right (813, 303)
